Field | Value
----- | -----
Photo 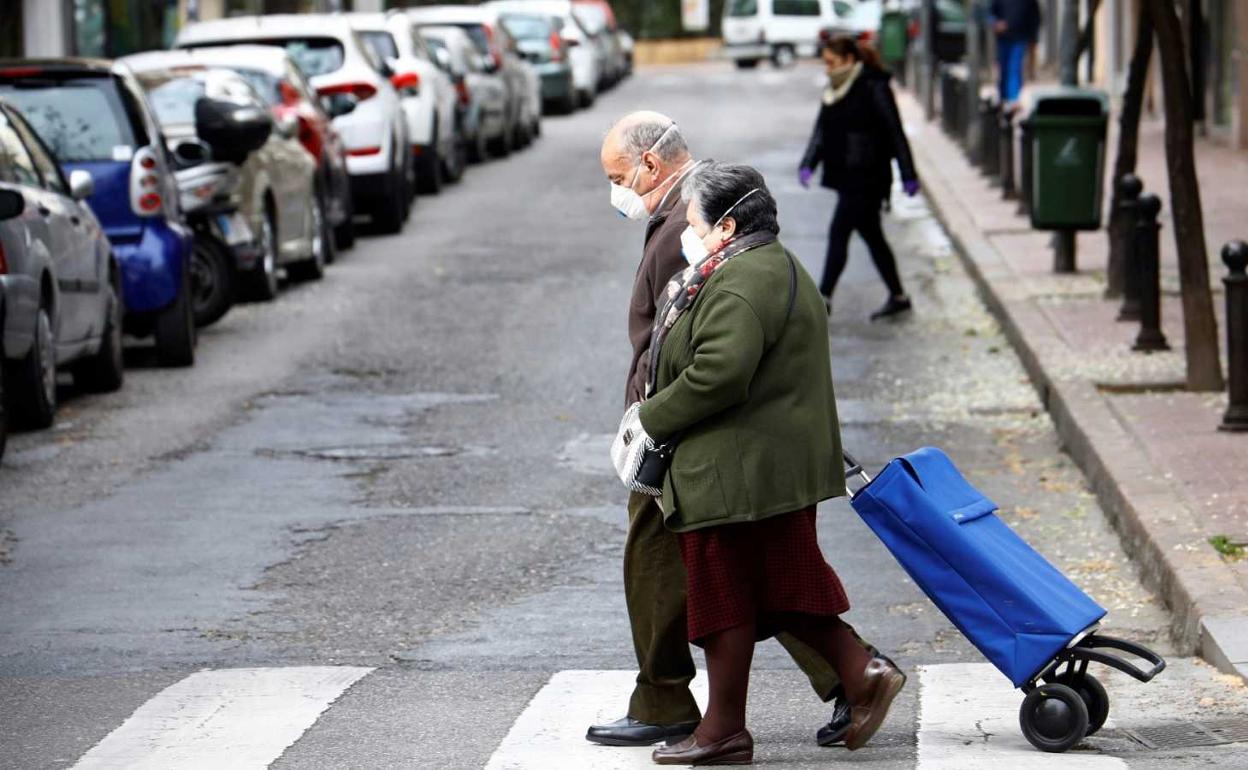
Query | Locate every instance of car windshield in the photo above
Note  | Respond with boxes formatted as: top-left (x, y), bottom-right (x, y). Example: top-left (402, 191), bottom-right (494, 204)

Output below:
top-left (141, 75), bottom-right (207, 127)
top-left (358, 30), bottom-right (399, 64)
top-left (572, 6), bottom-right (608, 34)
top-left (0, 76), bottom-right (137, 163)
top-left (502, 15), bottom-right (551, 41)
top-left (232, 68), bottom-right (282, 106)
top-left (726, 0), bottom-right (759, 17)
top-left (185, 37), bottom-right (345, 77)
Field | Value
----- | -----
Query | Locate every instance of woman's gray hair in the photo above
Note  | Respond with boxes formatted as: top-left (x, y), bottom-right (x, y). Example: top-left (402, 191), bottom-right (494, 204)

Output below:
top-left (681, 162), bottom-right (780, 237)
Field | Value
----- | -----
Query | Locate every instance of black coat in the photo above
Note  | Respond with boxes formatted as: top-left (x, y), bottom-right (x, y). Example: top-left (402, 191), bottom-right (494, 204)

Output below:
top-left (990, 0), bottom-right (1042, 42)
top-left (800, 67), bottom-right (917, 201)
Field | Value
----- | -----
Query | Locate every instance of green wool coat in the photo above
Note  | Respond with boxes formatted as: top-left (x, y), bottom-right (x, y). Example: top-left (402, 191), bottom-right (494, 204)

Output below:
top-left (637, 238), bottom-right (846, 533)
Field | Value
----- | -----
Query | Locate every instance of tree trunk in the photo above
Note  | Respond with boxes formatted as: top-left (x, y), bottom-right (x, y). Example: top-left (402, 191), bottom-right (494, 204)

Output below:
top-left (1105, 4), bottom-right (1153, 298)
top-left (1145, 0), bottom-right (1224, 391)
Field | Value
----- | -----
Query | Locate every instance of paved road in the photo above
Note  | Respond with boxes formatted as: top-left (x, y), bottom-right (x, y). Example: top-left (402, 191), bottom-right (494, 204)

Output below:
top-left (2, 62), bottom-right (1246, 769)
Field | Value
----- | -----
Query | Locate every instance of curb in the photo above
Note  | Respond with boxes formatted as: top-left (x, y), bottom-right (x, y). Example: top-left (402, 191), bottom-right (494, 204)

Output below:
top-left (901, 94), bottom-right (1248, 682)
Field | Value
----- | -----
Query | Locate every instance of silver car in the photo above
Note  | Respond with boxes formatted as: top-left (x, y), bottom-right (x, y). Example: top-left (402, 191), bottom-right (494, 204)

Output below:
top-left (420, 25), bottom-right (509, 163)
top-left (0, 99), bottom-right (123, 452)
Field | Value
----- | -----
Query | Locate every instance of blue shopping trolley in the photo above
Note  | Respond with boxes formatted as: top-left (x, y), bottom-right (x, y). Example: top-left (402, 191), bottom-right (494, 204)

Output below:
top-left (844, 447), bottom-right (1166, 753)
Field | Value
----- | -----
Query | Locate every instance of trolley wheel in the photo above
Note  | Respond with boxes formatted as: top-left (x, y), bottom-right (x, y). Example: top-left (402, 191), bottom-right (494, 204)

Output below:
top-left (1019, 683), bottom-right (1089, 753)
top-left (1046, 672), bottom-right (1109, 736)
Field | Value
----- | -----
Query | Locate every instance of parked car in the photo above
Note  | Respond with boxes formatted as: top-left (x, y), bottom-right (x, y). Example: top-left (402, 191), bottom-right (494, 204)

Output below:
top-left (571, 0), bottom-right (627, 87)
top-left (496, 11), bottom-right (576, 115)
top-left (617, 28), bottom-right (635, 75)
top-left (906, 0), bottom-right (967, 63)
top-left (407, 5), bottom-right (533, 154)
top-left (817, 0), bottom-right (882, 43)
top-left (176, 15), bottom-right (413, 234)
top-left (420, 25), bottom-right (510, 163)
top-left (0, 98), bottom-right (124, 438)
top-left (124, 55), bottom-right (327, 311)
top-left (723, 0), bottom-right (856, 68)
top-left (348, 11), bottom-right (465, 195)
top-left (151, 44), bottom-right (355, 253)
top-left (486, 1), bottom-right (600, 109)
top-left (0, 59), bottom-right (197, 367)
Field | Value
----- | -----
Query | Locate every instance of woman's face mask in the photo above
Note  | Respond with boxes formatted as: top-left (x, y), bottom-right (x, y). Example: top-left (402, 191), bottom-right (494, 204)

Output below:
top-left (680, 188), bottom-right (762, 264)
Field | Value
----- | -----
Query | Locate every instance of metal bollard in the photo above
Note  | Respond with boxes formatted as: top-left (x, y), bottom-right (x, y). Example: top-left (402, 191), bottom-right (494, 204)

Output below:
top-left (1115, 174), bottom-right (1144, 321)
top-left (1132, 193), bottom-right (1170, 352)
top-left (940, 67), bottom-right (954, 135)
top-left (1221, 240), bottom-right (1248, 431)
top-left (1017, 119), bottom-right (1032, 217)
top-left (980, 98), bottom-right (1000, 177)
top-left (999, 111), bottom-right (1016, 199)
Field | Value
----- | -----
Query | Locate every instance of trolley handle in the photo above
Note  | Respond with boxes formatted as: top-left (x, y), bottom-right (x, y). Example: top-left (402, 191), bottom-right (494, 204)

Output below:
top-left (1073, 634), bottom-right (1167, 683)
top-left (842, 450), bottom-right (873, 499)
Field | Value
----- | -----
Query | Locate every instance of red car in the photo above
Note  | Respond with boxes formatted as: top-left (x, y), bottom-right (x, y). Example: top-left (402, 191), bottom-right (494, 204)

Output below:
top-left (165, 44), bottom-right (357, 250)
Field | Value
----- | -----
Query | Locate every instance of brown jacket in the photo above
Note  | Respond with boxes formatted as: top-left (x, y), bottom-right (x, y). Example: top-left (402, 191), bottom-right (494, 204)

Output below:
top-left (626, 188), bottom-right (689, 405)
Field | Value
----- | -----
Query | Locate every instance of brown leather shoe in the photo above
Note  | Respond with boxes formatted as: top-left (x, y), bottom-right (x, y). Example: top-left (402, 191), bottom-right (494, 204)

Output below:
top-left (845, 658), bottom-right (907, 751)
top-left (652, 729), bottom-right (754, 765)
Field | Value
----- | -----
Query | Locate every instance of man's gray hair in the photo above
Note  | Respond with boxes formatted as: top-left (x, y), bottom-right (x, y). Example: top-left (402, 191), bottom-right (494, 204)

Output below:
top-left (622, 118), bottom-right (689, 163)
top-left (681, 161), bottom-right (780, 237)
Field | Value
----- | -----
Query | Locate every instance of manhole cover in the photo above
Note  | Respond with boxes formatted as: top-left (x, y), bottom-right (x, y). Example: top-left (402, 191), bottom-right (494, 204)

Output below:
top-left (1122, 719), bottom-right (1248, 750)
top-left (296, 445), bottom-right (463, 461)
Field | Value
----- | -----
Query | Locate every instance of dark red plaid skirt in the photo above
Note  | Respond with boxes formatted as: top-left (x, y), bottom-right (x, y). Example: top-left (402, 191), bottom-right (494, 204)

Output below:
top-left (677, 506), bottom-right (850, 643)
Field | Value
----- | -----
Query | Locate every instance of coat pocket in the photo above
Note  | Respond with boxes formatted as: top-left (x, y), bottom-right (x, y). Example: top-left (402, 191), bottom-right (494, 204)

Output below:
top-left (671, 457), bottom-right (732, 525)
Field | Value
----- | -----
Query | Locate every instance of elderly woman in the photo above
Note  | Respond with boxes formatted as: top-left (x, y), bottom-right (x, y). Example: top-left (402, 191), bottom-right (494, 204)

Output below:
top-left (636, 163), bottom-right (905, 765)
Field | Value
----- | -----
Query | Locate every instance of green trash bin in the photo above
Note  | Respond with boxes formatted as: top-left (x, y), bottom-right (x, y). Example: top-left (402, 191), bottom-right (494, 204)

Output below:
top-left (878, 10), bottom-right (909, 64)
top-left (1028, 88), bottom-right (1110, 231)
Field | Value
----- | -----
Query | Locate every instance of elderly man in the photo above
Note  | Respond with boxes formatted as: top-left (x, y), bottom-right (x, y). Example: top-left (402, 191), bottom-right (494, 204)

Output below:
top-left (589, 111), bottom-right (870, 749)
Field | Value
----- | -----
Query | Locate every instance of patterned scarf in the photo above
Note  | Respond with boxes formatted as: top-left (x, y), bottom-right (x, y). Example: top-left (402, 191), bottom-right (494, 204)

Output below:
top-left (645, 230), bottom-right (778, 397)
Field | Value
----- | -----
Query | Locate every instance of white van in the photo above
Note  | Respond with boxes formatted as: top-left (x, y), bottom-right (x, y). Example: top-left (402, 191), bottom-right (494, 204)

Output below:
top-left (721, 0), bottom-right (859, 68)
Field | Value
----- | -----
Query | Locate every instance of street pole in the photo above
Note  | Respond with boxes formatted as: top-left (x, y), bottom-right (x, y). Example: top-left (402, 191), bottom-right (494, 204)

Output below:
top-left (1054, 0), bottom-right (1081, 272)
top-left (922, 0), bottom-right (937, 120)
top-left (965, 1), bottom-right (983, 157)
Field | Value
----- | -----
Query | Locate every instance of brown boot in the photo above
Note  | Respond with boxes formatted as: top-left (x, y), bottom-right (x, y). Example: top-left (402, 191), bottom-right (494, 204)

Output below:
top-left (845, 658), bottom-right (906, 750)
top-left (652, 729), bottom-right (754, 765)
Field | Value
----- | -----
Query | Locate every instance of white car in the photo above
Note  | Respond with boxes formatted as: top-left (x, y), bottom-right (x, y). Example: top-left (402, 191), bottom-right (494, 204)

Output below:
top-left (722, 0), bottom-right (861, 68)
top-left (487, 0), bottom-right (600, 108)
top-left (420, 25), bottom-right (510, 163)
top-left (176, 14), bottom-right (412, 234)
top-left (347, 12), bottom-right (465, 195)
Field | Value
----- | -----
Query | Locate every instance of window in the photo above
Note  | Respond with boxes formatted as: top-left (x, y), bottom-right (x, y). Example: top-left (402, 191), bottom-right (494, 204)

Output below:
top-left (234, 68), bottom-right (283, 106)
top-left (501, 15), bottom-right (552, 42)
top-left (358, 30), bottom-right (399, 64)
top-left (726, 0), bottom-right (759, 17)
top-left (143, 76), bottom-right (207, 127)
top-left (9, 111), bottom-right (68, 194)
top-left (0, 77), bottom-right (137, 163)
top-left (186, 38), bottom-right (346, 78)
top-left (774, 0), bottom-right (821, 16)
top-left (0, 110), bottom-right (41, 188)
top-left (832, 1), bottom-right (854, 16)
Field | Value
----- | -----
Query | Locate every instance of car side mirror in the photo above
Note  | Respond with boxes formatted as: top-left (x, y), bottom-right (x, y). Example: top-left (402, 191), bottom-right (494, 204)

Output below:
top-left (0, 188), bottom-right (24, 221)
top-left (320, 92), bottom-right (357, 119)
top-left (68, 169), bottom-right (95, 201)
top-left (194, 97), bottom-right (273, 164)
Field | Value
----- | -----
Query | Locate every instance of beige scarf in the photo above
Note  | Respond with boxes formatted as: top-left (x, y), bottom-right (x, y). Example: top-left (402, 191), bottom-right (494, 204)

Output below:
top-left (822, 62), bottom-right (864, 106)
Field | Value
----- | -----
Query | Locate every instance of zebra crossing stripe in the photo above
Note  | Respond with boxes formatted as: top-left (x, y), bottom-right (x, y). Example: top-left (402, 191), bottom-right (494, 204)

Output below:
top-left (916, 663), bottom-right (1126, 769)
top-left (70, 666), bottom-right (372, 770)
top-left (485, 670), bottom-right (708, 770)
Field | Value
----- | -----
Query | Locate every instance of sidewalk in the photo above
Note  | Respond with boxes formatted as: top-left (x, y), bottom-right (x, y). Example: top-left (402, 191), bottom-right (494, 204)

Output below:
top-left (896, 90), bottom-right (1248, 682)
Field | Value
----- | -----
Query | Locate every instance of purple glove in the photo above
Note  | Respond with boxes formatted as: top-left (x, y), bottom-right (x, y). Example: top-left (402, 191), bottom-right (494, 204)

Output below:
top-left (903, 179), bottom-right (921, 197)
top-left (798, 167), bottom-right (814, 188)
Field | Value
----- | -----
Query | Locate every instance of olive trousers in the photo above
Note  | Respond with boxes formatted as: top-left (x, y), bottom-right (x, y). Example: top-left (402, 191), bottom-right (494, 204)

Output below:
top-left (624, 491), bottom-right (865, 725)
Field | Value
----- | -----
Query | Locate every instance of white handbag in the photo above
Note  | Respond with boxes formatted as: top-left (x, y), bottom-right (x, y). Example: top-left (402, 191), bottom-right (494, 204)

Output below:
top-left (610, 402), bottom-right (673, 497)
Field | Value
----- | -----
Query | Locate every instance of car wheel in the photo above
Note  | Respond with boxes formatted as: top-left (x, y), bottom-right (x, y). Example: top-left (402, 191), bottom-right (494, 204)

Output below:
top-left (771, 45), bottom-right (796, 68)
top-left (242, 211), bottom-right (280, 301)
top-left (735, 58), bottom-right (761, 70)
top-left (372, 151), bottom-right (407, 235)
top-left (469, 129), bottom-right (489, 164)
top-left (578, 89), bottom-right (596, 108)
top-left (550, 94), bottom-right (576, 115)
top-left (154, 265), bottom-right (196, 368)
top-left (334, 209), bottom-right (356, 251)
top-left (444, 134), bottom-right (467, 183)
top-left (190, 235), bottom-right (235, 327)
top-left (417, 142), bottom-right (443, 195)
top-left (7, 303), bottom-right (56, 429)
top-left (73, 277), bottom-right (125, 393)
top-left (289, 192), bottom-right (329, 282)
top-left (488, 122), bottom-right (514, 158)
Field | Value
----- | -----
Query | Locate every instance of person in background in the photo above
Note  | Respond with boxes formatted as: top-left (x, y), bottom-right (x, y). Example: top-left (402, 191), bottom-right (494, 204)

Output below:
top-left (799, 36), bottom-right (919, 321)
top-left (989, 0), bottom-right (1043, 110)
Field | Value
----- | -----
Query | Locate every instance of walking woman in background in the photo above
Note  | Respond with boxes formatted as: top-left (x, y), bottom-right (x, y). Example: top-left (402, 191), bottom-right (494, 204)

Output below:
top-left (634, 162), bottom-right (905, 765)
top-left (799, 36), bottom-right (919, 321)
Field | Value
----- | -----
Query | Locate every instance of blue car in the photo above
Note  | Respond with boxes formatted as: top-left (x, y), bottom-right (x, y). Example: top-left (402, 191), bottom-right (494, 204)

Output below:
top-left (0, 59), bottom-right (197, 366)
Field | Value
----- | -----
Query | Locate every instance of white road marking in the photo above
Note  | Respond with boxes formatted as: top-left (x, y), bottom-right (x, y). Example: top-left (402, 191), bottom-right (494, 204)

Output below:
top-left (484, 670), bottom-right (708, 770)
top-left (917, 663), bottom-right (1126, 770)
top-left (71, 666), bottom-right (372, 770)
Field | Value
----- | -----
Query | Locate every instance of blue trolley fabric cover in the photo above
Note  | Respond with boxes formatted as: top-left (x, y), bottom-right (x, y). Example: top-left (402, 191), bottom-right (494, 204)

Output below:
top-left (850, 447), bottom-right (1106, 687)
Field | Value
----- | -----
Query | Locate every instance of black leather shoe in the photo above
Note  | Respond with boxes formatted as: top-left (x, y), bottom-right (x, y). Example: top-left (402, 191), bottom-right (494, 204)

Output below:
top-left (869, 295), bottom-right (912, 321)
top-left (816, 697), bottom-right (851, 746)
top-left (586, 716), bottom-right (700, 747)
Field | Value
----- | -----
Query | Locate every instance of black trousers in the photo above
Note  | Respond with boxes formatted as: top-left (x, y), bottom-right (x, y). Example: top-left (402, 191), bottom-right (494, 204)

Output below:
top-left (819, 192), bottom-right (905, 300)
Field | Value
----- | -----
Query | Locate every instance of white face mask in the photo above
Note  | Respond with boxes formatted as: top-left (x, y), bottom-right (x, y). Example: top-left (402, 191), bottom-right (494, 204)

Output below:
top-left (610, 124), bottom-right (678, 221)
top-left (679, 188), bottom-right (763, 264)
